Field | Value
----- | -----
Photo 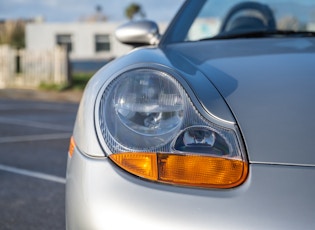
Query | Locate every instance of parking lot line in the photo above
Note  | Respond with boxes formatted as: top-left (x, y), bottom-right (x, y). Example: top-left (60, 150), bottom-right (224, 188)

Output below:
top-left (0, 117), bottom-right (73, 131)
top-left (0, 133), bottom-right (72, 143)
top-left (0, 164), bottom-right (66, 184)
top-left (0, 104), bottom-right (77, 112)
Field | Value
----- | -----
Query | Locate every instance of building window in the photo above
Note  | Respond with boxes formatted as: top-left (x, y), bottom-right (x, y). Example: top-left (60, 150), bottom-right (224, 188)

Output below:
top-left (56, 34), bottom-right (72, 52)
top-left (95, 34), bottom-right (110, 52)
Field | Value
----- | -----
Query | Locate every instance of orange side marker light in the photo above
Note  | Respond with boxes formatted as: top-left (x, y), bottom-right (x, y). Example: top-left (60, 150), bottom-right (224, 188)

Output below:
top-left (68, 136), bottom-right (76, 157)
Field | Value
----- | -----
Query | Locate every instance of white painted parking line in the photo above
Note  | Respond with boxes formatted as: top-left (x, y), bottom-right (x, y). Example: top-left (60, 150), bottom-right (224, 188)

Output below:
top-left (0, 117), bottom-right (72, 131)
top-left (0, 164), bottom-right (66, 184)
top-left (0, 104), bottom-right (77, 112)
top-left (0, 133), bottom-right (72, 143)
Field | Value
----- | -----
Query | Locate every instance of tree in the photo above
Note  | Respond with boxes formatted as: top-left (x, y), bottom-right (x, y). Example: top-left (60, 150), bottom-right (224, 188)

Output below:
top-left (10, 22), bottom-right (25, 49)
top-left (0, 20), bottom-right (25, 49)
top-left (125, 3), bottom-right (145, 20)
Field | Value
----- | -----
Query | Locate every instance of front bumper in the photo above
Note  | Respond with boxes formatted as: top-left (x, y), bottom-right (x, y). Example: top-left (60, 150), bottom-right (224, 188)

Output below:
top-left (66, 147), bottom-right (315, 230)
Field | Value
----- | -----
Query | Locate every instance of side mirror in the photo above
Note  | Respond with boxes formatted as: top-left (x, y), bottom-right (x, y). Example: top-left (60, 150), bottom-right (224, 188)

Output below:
top-left (115, 20), bottom-right (160, 46)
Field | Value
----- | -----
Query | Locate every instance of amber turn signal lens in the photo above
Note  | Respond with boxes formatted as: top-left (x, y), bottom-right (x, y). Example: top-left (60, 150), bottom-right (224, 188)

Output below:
top-left (68, 136), bottom-right (76, 157)
top-left (109, 153), bottom-right (158, 180)
top-left (109, 152), bottom-right (248, 189)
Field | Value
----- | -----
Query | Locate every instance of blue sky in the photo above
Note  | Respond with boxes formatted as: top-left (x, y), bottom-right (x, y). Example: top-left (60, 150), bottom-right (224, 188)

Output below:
top-left (0, 0), bottom-right (185, 22)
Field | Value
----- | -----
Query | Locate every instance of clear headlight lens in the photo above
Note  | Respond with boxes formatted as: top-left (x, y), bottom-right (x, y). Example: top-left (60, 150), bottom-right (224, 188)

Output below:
top-left (98, 68), bottom-right (248, 189)
top-left (100, 69), bottom-right (185, 151)
top-left (114, 70), bottom-right (183, 135)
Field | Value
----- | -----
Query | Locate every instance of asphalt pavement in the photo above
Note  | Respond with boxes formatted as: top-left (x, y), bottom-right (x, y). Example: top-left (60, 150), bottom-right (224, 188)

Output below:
top-left (0, 89), bottom-right (80, 230)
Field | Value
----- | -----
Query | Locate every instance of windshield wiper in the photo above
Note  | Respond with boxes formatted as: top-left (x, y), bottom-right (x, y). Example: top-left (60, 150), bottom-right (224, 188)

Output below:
top-left (202, 30), bottom-right (315, 41)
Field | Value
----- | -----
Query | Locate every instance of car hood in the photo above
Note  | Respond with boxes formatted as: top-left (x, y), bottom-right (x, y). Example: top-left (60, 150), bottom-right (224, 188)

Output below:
top-left (164, 38), bottom-right (315, 165)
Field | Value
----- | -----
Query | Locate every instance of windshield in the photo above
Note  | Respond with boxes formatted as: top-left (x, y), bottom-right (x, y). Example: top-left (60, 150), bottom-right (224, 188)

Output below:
top-left (162, 0), bottom-right (315, 43)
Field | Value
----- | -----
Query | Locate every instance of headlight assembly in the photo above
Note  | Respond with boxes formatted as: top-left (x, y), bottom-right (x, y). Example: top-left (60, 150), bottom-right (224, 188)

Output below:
top-left (100, 68), bottom-right (184, 151)
top-left (97, 67), bottom-right (248, 189)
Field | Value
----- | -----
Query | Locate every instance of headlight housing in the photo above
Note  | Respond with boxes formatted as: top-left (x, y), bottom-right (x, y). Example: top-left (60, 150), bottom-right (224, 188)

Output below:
top-left (100, 68), bottom-right (184, 151)
top-left (97, 67), bottom-right (248, 189)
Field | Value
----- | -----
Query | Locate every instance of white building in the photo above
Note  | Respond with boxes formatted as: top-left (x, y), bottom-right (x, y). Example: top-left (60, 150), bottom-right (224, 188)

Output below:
top-left (26, 22), bottom-right (132, 61)
top-left (26, 21), bottom-right (168, 61)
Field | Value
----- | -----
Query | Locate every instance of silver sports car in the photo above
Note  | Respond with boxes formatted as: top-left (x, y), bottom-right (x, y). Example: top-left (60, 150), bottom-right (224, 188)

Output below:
top-left (66, 0), bottom-right (315, 229)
